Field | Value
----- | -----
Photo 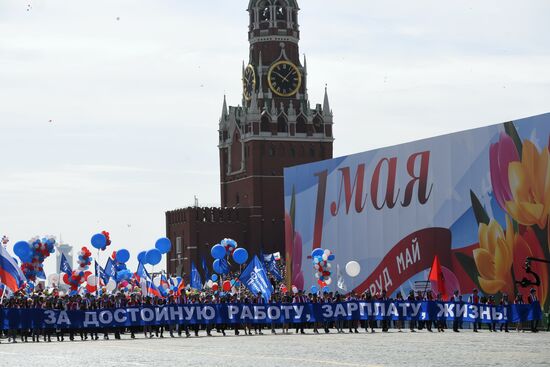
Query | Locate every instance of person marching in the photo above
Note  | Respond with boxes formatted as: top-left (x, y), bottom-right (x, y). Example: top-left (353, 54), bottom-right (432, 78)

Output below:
top-left (487, 296), bottom-right (497, 332)
top-left (527, 288), bottom-right (539, 332)
top-left (347, 292), bottom-right (359, 333)
top-left (424, 290), bottom-right (434, 332)
top-left (293, 290), bottom-right (307, 334)
top-left (407, 290), bottom-right (416, 332)
top-left (451, 290), bottom-right (461, 332)
top-left (515, 292), bottom-right (524, 332)
top-left (499, 293), bottom-right (510, 332)
top-left (468, 289), bottom-right (481, 332)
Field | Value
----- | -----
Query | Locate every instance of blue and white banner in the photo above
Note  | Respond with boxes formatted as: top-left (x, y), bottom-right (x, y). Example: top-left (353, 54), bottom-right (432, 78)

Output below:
top-left (59, 253), bottom-right (72, 276)
top-left (265, 255), bottom-right (283, 281)
top-left (104, 258), bottom-right (117, 279)
top-left (239, 256), bottom-right (273, 301)
top-left (190, 262), bottom-right (202, 290)
top-left (1, 301), bottom-right (541, 330)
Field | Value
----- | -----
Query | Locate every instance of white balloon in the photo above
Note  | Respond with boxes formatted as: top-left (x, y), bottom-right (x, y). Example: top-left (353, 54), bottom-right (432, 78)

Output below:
top-left (325, 277), bottom-right (332, 285)
top-left (106, 279), bottom-right (117, 292)
top-left (292, 286), bottom-right (298, 294)
top-left (345, 261), bottom-right (361, 278)
top-left (324, 249), bottom-right (330, 256)
top-left (322, 254), bottom-right (328, 261)
top-left (87, 274), bottom-right (97, 287)
top-left (327, 263), bottom-right (332, 269)
top-left (48, 273), bottom-right (59, 286)
top-left (153, 276), bottom-right (161, 287)
top-left (206, 280), bottom-right (213, 289)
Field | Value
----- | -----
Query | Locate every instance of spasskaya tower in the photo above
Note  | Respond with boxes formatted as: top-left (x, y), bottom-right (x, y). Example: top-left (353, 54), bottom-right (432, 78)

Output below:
top-left (166, 0), bottom-right (334, 278)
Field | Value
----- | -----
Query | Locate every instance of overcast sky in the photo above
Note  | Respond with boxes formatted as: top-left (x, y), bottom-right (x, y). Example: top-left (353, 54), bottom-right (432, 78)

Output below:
top-left (1, 0), bottom-right (549, 275)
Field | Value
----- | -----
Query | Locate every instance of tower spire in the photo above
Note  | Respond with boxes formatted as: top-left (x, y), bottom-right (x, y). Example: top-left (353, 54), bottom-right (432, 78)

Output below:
top-left (221, 95), bottom-right (228, 120)
top-left (323, 84), bottom-right (332, 117)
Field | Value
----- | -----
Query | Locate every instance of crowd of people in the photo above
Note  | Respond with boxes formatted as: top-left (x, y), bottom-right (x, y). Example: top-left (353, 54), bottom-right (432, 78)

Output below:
top-left (0, 282), bottom-right (546, 344)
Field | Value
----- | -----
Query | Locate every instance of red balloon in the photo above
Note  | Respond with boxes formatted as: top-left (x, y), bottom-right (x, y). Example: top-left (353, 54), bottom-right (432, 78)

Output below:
top-left (222, 280), bottom-right (231, 292)
top-left (86, 284), bottom-right (96, 293)
top-left (84, 271), bottom-right (92, 279)
top-left (212, 283), bottom-right (219, 291)
top-left (62, 273), bottom-right (69, 284)
top-left (317, 280), bottom-right (327, 287)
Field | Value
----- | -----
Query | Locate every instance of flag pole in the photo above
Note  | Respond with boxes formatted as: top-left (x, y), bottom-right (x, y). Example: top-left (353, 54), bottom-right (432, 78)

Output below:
top-left (0, 285), bottom-right (6, 304)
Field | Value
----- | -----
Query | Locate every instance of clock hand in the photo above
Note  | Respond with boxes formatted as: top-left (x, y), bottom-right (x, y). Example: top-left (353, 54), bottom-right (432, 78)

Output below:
top-left (272, 71), bottom-right (289, 82)
top-left (283, 70), bottom-right (295, 80)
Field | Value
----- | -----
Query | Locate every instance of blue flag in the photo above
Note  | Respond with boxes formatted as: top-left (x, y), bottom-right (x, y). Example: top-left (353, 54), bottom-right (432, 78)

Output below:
top-left (136, 262), bottom-right (151, 282)
top-left (201, 257), bottom-right (210, 284)
top-left (265, 255), bottom-right (283, 281)
top-left (95, 261), bottom-right (109, 285)
top-left (104, 258), bottom-right (117, 279)
top-left (239, 256), bottom-right (273, 302)
top-left (59, 253), bottom-right (72, 275)
top-left (190, 262), bottom-right (202, 290)
top-left (136, 262), bottom-right (163, 298)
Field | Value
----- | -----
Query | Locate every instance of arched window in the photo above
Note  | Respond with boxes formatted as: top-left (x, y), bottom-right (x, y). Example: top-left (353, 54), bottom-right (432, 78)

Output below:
top-left (275, 1), bottom-right (286, 20)
top-left (259, 1), bottom-right (270, 22)
top-left (277, 116), bottom-right (288, 133)
top-left (296, 115), bottom-right (306, 134)
top-left (261, 114), bottom-right (271, 132)
top-left (313, 116), bottom-right (323, 134)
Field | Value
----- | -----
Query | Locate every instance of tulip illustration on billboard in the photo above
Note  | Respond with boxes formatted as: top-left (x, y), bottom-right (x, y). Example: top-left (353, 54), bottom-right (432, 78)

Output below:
top-left (468, 122), bottom-right (550, 310)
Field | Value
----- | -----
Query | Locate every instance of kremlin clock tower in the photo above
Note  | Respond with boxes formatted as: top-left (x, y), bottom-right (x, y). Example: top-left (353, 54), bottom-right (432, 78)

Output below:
top-left (166, 0), bottom-right (334, 278)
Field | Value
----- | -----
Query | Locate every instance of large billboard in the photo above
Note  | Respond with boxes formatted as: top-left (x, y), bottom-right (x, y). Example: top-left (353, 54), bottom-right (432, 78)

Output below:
top-left (284, 113), bottom-right (550, 311)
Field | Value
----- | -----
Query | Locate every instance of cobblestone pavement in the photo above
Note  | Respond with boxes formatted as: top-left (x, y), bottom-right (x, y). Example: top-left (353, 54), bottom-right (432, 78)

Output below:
top-left (0, 330), bottom-right (548, 367)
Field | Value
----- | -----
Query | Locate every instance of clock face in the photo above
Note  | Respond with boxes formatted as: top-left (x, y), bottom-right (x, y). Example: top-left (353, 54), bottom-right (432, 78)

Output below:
top-left (242, 64), bottom-right (256, 101)
top-left (268, 60), bottom-right (302, 97)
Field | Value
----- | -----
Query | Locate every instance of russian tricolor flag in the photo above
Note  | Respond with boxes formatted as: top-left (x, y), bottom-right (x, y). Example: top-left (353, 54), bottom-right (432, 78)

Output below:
top-left (0, 245), bottom-right (26, 292)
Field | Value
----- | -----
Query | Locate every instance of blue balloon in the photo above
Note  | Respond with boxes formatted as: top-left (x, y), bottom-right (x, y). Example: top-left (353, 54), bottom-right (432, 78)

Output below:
top-left (137, 251), bottom-right (146, 263)
top-left (328, 254), bottom-right (335, 261)
top-left (91, 233), bottom-right (107, 249)
top-left (311, 248), bottom-right (324, 258)
top-left (145, 249), bottom-right (162, 266)
top-left (120, 269), bottom-right (132, 281)
top-left (116, 249), bottom-right (130, 263)
top-left (13, 241), bottom-right (31, 260)
top-left (322, 286), bottom-right (330, 293)
top-left (213, 259), bottom-right (222, 274)
top-left (232, 248), bottom-right (248, 265)
top-left (211, 244), bottom-right (226, 260)
top-left (311, 286), bottom-right (318, 293)
top-left (155, 237), bottom-right (172, 254)
top-left (211, 274), bottom-right (218, 281)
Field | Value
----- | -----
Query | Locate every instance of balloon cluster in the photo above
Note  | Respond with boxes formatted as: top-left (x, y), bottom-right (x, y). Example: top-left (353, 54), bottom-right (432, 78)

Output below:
top-left (76, 247), bottom-right (93, 272)
top-left (90, 231), bottom-right (111, 251)
top-left (137, 238), bottom-right (171, 266)
top-left (210, 238), bottom-right (248, 276)
top-left (63, 270), bottom-right (92, 292)
top-left (206, 275), bottom-right (239, 293)
top-left (110, 250), bottom-right (132, 285)
top-left (15, 236), bottom-right (56, 282)
top-left (311, 248), bottom-right (335, 288)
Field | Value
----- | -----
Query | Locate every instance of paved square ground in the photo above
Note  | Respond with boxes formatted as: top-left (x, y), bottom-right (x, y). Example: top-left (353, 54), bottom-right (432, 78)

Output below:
top-left (1, 330), bottom-right (548, 367)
